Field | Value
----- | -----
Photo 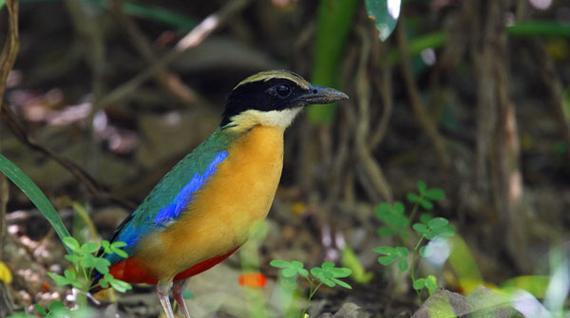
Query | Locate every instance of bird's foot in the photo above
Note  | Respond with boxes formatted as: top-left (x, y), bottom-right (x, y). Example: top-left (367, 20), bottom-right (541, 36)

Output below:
top-left (173, 279), bottom-right (192, 318)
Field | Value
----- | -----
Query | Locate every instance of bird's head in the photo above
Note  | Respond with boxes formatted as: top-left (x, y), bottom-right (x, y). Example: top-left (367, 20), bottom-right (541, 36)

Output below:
top-left (221, 70), bottom-right (348, 132)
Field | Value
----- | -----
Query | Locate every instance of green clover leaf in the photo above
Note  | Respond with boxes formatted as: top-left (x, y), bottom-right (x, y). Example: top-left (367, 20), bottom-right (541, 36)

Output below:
top-left (374, 201), bottom-right (409, 237)
top-left (270, 260), bottom-right (309, 279)
top-left (414, 275), bottom-right (438, 295)
top-left (79, 241), bottom-right (100, 254)
top-left (310, 262), bottom-right (352, 289)
top-left (374, 246), bottom-right (409, 272)
top-left (62, 237), bottom-right (80, 253)
top-left (413, 217), bottom-right (455, 240)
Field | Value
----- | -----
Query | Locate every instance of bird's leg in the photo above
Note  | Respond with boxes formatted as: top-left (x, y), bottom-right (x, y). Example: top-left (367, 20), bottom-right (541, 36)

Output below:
top-left (172, 279), bottom-right (192, 318)
top-left (157, 281), bottom-right (175, 318)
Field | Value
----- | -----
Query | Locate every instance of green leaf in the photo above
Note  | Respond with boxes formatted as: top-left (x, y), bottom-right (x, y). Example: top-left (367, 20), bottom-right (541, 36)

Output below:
top-left (81, 254), bottom-right (98, 268)
top-left (47, 301), bottom-right (65, 313)
top-left (110, 241), bottom-right (127, 248)
top-left (397, 258), bottom-right (409, 272)
top-left (420, 213), bottom-right (433, 223)
top-left (0, 1), bottom-right (5, 11)
top-left (48, 273), bottom-right (69, 286)
top-left (329, 267), bottom-right (352, 278)
top-left (64, 254), bottom-right (80, 264)
top-left (438, 226), bottom-right (455, 238)
top-left (34, 304), bottom-right (47, 316)
top-left (93, 258), bottom-right (111, 274)
top-left (417, 180), bottom-right (428, 194)
top-left (365, 0), bottom-right (401, 41)
top-left (270, 260), bottom-right (290, 268)
top-left (101, 241), bottom-right (112, 254)
top-left (428, 217), bottom-right (449, 229)
top-left (310, 262), bottom-right (352, 289)
top-left (396, 247), bottom-right (409, 256)
top-left (331, 278), bottom-right (352, 289)
top-left (341, 247), bottom-right (373, 284)
top-left (407, 193), bottom-right (421, 204)
top-left (419, 246), bottom-right (428, 257)
top-left (425, 188), bottom-right (445, 201)
top-left (110, 243), bottom-right (129, 258)
top-left (109, 278), bottom-right (132, 292)
top-left (418, 198), bottom-right (434, 210)
top-left (0, 154), bottom-right (72, 251)
top-left (63, 269), bottom-right (76, 281)
top-left (378, 255), bottom-right (397, 265)
top-left (282, 268), bottom-right (297, 278)
top-left (62, 237), bottom-right (80, 253)
top-left (413, 278), bottom-right (425, 290)
top-left (425, 275), bottom-right (438, 294)
top-left (413, 223), bottom-right (429, 236)
top-left (374, 246), bottom-right (395, 255)
top-left (80, 241), bottom-right (100, 254)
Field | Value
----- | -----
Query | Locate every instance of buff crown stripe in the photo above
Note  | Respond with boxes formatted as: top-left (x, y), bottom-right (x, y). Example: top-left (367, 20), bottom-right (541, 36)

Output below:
top-left (235, 70), bottom-right (310, 89)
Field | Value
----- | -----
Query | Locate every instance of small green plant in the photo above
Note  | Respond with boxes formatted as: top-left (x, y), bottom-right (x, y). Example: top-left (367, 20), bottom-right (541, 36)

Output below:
top-left (373, 180), bottom-right (454, 296)
top-left (270, 260), bottom-right (352, 316)
top-left (48, 237), bottom-right (132, 307)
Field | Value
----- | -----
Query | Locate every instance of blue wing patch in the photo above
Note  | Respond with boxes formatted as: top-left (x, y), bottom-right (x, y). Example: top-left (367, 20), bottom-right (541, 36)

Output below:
top-left (153, 151), bottom-right (228, 225)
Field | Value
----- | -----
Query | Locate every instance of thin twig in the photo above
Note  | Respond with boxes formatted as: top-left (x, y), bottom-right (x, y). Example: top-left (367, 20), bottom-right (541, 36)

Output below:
top-left (0, 0), bottom-right (20, 314)
top-left (396, 22), bottom-right (450, 170)
top-left (93, 0), bottom-right (253, 114)
top-left (354, 27), bottom-right (393, 201)
top-left (369, 26), bottom-right (393, 149)
top-left (111, 0), bottom-right (210, 109)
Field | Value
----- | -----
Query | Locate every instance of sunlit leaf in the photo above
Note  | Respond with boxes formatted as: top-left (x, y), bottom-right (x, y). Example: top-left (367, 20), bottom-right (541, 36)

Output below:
top-left (428, 217), bottom-right (449, 229)
top-left (341, 247), bottom-right (374, 284)
top-left (332, 278), bottom-right (352, 289)
top-left (63, 237), bottom-right (80, 252)
top-left (80, 241), bottom-right (100, 254)
top-left (270, 260), bottom-right (290, 268)
top-left (0, 261), bottom-right (13, 284)
top-left (396, 247), bottom-right (409, 256)
top-left (365, 0), bottom-right (401, 41)
top-left (34, 304), bottom-right (47, 316)
top-left (109, 278), bottom-right (132, 292)
top-left (48, 273), bottom-right (69, 286)
top-left (413, 278), bottom-right (425, 290)
top-left (425, 275), bottom-right (438, 294)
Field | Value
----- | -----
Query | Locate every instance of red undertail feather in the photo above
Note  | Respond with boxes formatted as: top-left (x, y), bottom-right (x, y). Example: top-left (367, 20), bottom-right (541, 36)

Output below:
top-left (109, 247), bottom-right (240, 285)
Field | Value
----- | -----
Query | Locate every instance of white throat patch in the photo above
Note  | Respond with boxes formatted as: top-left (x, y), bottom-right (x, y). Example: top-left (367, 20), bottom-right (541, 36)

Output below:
top-left (226, 107), bottom-right (302, 132)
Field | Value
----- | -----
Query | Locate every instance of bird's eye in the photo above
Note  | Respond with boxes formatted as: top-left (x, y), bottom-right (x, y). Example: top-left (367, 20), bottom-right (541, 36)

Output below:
top-left (268, 84), bottom-right (292, 99)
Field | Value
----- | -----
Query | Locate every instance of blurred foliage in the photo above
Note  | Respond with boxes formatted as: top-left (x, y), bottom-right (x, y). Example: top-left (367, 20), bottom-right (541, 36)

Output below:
top-left (308, 0), bottom-right (359, 124)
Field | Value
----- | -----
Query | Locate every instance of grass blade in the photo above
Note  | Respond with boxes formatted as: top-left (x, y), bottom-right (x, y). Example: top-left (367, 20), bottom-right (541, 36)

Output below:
top-left (0, 153), bottom-right (71, 250)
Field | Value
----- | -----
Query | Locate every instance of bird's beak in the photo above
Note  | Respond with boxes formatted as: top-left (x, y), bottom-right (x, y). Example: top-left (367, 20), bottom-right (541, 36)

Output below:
top-left (296, 85), bottom-right (349, 105)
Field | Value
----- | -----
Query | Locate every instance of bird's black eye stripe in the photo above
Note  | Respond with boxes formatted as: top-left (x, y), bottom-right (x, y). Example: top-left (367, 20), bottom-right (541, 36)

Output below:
top-left (267, 84), bottom-right (292, 99)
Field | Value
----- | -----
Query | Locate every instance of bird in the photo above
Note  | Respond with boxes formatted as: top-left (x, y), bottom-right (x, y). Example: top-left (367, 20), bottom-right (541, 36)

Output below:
top-left (90, 70), bottom-right (348, 318)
